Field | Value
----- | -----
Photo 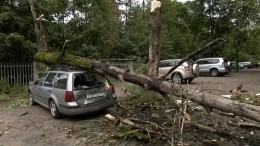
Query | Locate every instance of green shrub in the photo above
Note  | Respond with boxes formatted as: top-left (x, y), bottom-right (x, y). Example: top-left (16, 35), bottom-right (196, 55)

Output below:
top-left (5, 98), bottom-right (29, 110)
top-left (0, 78), bottom-right (10, 94)
top-left (0, 80), bottom-right (28, 106)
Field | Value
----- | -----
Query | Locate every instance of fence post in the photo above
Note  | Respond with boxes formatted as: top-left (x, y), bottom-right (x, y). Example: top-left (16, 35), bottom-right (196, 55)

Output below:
top-left (129, 60), bottom-right (134, 73)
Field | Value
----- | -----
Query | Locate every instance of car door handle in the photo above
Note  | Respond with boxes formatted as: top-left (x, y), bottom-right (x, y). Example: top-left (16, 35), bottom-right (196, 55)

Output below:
top-left (48, 90), bottom-right (51, 93)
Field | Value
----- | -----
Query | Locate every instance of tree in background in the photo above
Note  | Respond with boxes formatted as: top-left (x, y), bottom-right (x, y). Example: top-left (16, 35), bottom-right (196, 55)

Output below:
top-left (0, 0), bottom-right (259, 65)
top-left (0, 0), bottom-right (35, 62)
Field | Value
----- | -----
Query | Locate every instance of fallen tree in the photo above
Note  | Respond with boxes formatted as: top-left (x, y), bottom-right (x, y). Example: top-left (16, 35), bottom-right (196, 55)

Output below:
top-left (33, 39), bottom-right (260, 123)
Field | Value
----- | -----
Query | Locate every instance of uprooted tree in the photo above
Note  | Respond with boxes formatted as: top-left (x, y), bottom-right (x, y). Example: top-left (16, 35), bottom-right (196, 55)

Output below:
top-left (29, 0), bottom-right (260, 123)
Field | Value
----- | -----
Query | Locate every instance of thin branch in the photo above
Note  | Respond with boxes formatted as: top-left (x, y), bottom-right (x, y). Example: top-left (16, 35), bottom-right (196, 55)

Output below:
top-left (61, 39), bottom-right (71, 56)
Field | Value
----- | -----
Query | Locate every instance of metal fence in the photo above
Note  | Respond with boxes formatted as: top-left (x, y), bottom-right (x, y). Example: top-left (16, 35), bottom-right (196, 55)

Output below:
top-left (105, 59), bottom-right (145, 73)
top-left (0, 62), bottom-right (33, 86)
top-left (105, 59), bottom-right (134, 72)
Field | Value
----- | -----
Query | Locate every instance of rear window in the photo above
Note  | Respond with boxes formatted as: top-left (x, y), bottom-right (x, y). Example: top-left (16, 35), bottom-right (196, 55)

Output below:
top-left (73, 72), bottom-right (105, 90)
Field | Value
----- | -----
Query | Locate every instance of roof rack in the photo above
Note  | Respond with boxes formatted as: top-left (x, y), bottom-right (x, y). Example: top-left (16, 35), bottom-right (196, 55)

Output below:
top-left (47, 65), bottom-right (83, 71)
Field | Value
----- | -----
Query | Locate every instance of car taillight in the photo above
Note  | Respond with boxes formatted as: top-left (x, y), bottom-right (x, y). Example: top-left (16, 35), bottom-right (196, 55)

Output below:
top-left (65, 91), bottom-right (74, 102)
top-left (183, 62), bottom-right (190, 71)
top-left (111, 85), bottom-right (115, 94)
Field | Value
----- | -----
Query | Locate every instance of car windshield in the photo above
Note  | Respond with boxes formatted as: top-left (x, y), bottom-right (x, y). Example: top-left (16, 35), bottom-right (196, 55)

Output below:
top-left (73, 72), bottom-right (105, 90)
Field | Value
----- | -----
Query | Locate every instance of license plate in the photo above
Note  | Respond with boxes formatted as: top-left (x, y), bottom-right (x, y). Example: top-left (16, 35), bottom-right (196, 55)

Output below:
top-left (85, 92), bottom-right (106, 99)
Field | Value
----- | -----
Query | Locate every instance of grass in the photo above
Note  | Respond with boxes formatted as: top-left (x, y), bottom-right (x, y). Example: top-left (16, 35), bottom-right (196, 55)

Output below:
top-left (0, 79), bottom-right (29, 109)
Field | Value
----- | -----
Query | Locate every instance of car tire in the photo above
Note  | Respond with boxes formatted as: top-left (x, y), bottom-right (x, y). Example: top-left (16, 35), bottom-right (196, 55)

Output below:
top-left (49, 99), bottom-right (61, 119)
top-left (172, 73), bottom-right (182, 84)
top-left (210, 69), bottom-right (218, 77)
top-left (28, 91), bottom-right (36, 106)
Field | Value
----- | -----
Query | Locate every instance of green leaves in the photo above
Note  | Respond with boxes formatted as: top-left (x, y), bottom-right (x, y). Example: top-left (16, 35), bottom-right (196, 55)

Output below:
top-left (0, 0), bottom-right (259, 63)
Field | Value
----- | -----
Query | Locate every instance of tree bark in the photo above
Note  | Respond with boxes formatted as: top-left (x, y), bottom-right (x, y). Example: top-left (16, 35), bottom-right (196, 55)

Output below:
top-left (147, 0), bottom-right (161, 77)
top-left (29, 0), bottom-right (48, 81)
top-left (34, 51), bottom-right (260, 123)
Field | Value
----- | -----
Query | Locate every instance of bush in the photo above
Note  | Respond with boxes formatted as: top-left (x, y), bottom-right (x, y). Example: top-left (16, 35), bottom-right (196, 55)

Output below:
top-left (0, 79), bottom-right (28, 104)
top-left (0, 78), bottom-right (10, 94)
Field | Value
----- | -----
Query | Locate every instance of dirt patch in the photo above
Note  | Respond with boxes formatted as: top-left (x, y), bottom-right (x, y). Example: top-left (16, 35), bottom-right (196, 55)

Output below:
top-left (0, 69), bottom-right (259, 145)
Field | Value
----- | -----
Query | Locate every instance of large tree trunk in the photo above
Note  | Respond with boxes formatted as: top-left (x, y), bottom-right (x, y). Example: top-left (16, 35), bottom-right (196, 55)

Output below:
top-left (34, 51), bottom-right (260, 122)
top-left (29, 0), bottom-right (48, 81)
top-left (147, 0), bottom-right (161, 77)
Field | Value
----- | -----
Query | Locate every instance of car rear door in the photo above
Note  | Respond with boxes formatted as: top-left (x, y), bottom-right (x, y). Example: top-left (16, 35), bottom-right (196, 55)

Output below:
top-left (72, 72), bottom-right (113, 106)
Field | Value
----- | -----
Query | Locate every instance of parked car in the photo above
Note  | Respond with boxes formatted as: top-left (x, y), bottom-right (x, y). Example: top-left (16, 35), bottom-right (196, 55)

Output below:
top-left (158, 59), bottom-right (200, 84)
top-left (195, 57), bottom-right (230, 77)
top-left (239, 62), bottom-right (255, 69)
top-left (28, 68), bottom-right (117, 118)
top-left (229, 61), bottom-right (245, 70)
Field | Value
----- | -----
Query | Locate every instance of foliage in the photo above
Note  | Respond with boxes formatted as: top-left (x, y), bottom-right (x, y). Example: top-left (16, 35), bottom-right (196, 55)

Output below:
top-left (4, 98), bottom-right (29, 110)
top-left (114, 125), bottom-right (149, 141)
top-left (0, 79), bottom-right (28, 108)
top-left (0, 0), bottom-right (259, 63)
top-left (0, 78), bottom-right (11, 94)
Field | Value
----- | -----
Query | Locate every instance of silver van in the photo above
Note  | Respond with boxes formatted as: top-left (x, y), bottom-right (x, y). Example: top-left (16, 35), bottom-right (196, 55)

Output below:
top-left (195, 57), bottom-right (230, 77)
top-left (158, 59), bottom-right (200, 84)
top-left (28, 69), bottom-right (117, 118)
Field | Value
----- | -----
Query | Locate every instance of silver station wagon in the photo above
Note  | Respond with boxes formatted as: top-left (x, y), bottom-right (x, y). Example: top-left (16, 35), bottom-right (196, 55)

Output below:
top-left (28, 68), bottom-right (117, 118)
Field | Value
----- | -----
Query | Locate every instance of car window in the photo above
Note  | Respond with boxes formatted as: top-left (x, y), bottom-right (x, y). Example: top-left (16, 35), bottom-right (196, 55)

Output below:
top-left (197, 60), bottom-right (207, 65)
top-left (208, 59), bottom-right (219, 64)
top-left (36, 73), bottom-right (48, 86)
top-left (159, 61), bottom-right (171, 67)
top-left (54, 73), bottom-right (68, 89)
top-left (44, 73), bottom-right (57, 87)
top-left (73, 72), bottom-right (105, 90)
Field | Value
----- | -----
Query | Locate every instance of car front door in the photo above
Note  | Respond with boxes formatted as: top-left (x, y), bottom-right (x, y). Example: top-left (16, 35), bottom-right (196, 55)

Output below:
top-left (197, 60), bottom-right (209, 73)
top-left (32, 73), bottom-right (48, 104)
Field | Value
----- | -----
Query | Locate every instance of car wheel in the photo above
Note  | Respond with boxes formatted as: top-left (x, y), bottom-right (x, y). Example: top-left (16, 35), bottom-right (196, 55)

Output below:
top-left (210, 69), bottom-right (218, 77)
top-left (28, 91), bottom-right (36, 106)
top-left (172, 73), bottom-right (182, 84)
top-left (49, 99), bottom-right (61, 119)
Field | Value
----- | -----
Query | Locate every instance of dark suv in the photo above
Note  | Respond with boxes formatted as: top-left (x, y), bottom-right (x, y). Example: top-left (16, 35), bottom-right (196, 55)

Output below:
top-left (195, 57), bottom-right (230, 77)
top-left (28, 69), bottom-right (117, 118)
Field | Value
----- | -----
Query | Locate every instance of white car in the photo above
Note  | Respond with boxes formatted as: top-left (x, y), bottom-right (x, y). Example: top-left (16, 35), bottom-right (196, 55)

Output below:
top-left (195, 57), bottom-right (230, 77)
top-left (158, 59), bottom-right (200, 84)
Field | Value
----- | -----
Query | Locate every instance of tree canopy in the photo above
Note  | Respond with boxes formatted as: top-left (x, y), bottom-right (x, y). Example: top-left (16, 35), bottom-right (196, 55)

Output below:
top-left (0, 0), bottom-right (259, 63)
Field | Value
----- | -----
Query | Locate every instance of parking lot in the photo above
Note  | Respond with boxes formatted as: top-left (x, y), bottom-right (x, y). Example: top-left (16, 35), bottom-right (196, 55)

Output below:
top-left (187, 69), bottom-right (260, 95)
top-left (0, 69), bottom-right (259, 145)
